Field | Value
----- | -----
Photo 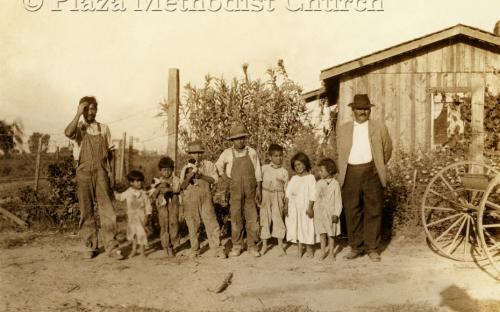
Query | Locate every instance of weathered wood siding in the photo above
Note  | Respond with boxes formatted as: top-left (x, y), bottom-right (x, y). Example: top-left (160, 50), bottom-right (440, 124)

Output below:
top-left (336, 39), bottom-right (500, 154)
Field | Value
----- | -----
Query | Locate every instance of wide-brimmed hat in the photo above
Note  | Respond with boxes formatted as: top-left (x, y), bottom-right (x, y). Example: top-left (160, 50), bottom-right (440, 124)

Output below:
top-left (226, 122), bottom-right (249, 140)
top-left (187, 139), bottom-right (205, 153)
top-left (348, 94), bottom-right (375, 109)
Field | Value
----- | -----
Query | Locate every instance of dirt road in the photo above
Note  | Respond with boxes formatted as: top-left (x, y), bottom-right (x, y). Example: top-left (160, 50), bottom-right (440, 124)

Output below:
top-left (0, 231), bottom-right (499, 312)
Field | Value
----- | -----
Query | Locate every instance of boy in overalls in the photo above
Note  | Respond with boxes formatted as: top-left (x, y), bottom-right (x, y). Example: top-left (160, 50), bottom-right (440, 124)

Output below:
top-left (180, 140), bottom-right (226, 258)
top-left (215, 123), bottom-right (262, 257)
top-left (64, 96), bottom-right (123, 260)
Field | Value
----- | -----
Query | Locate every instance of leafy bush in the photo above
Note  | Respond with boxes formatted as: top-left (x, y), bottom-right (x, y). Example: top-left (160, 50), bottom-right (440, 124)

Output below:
top-left (16, 158), bottom-right (79, 229)
top-left (168, 60), bottom-right (315, 161)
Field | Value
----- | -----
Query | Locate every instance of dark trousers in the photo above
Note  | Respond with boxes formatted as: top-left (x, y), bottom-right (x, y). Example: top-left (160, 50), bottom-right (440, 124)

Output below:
top-left (158, 195), bottom-right (179, 249)
top-left (77, 167), bottom-right (119, 252)
top-left (342, 162), bottom-right (384, 253)
top-left (184, 180), bottom-right (222, 251)
top-left (229, 177), bottom-right (259, 250)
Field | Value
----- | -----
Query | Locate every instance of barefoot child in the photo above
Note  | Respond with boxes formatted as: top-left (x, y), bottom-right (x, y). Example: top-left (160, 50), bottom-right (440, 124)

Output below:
top-left (114, 170), bottom-right (152, 258)
top-left (285, 152), bottom-right (316, 258)
top-left (314, 158), bottom-right (342, 260)
top-left (150, 157), bottom-right (180, 257)
top-left (260, 144), bottom-right (288, 256)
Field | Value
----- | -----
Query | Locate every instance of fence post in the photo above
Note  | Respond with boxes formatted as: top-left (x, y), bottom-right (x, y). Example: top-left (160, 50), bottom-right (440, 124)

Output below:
top-left (119, 132), bottom-right (127, 180)
top-left (470, 74), bottom-right (485, 173)
top-left (34, 136), bottom-right (42, 192)
top-left (167, 68), bottom-right (180, 172)
top-left (128, 135), bottom-right (134, 172)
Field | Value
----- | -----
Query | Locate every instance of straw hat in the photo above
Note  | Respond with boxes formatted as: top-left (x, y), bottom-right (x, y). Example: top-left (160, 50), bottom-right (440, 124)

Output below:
top-left (187, 139), bottom-right (205, 153)
top-left (226, 122), bottom-right (249, 140)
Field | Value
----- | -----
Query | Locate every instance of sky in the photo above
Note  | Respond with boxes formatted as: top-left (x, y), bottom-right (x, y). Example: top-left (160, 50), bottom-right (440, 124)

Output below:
top-left (1, 0), bottom-right (499, 153)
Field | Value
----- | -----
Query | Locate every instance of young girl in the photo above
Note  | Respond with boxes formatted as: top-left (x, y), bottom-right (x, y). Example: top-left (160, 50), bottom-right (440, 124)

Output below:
top-left (314, 158), bottom-right (342, 260)
top-left (285, 152), bottom-right (316, 258)
top-left (115, 170), bottom-right (152, 258)
top-left (260, 144), bottom-right (289, 256)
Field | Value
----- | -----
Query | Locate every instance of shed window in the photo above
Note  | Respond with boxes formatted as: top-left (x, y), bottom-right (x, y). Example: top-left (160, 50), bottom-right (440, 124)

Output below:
top-left (431, 92), bottom-right (470, 147)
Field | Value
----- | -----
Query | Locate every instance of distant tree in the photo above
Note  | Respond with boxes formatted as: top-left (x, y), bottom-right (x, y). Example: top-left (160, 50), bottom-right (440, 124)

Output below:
top-left (28, 132), bottom-right (50, 154)
top-left (0, 120), bottom-right (23, 155)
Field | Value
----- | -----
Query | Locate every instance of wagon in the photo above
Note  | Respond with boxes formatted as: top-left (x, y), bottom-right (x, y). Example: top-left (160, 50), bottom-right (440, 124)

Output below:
top-left (421, 159), bottom-right (500, 280)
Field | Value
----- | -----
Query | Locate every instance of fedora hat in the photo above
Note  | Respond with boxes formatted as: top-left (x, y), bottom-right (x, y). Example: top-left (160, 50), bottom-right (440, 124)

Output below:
top-left (226, 122), bottom-right (249, 140)
top-left (187, 139), bottom-right (205, 153)
top-left (348, 94), bottom-right (375, 109)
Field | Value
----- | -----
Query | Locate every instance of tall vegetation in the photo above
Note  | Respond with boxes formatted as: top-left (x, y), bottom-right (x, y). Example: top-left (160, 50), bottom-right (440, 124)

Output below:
top-left (164, 60), bottom-right (316, 162)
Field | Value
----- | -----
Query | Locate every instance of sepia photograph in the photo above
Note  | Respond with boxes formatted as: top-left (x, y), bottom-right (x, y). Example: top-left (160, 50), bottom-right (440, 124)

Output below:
top-left (1, 1), bottom-right (500, 311)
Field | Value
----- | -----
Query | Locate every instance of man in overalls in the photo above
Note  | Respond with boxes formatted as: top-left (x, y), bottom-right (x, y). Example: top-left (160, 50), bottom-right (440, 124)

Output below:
top-left (215, 123), bottom-right (262, 257)
top-left (65, 96), bottom-right (123, 260)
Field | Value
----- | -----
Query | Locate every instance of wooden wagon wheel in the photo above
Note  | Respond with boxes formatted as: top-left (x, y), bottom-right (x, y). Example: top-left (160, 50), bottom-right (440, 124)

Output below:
top-left (421, 161), bottom-right (500, 261)
top-left (477, 174), bottom-right (500, 279)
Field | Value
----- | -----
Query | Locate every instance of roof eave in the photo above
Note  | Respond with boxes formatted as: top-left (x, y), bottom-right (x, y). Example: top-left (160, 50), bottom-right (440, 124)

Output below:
top-left (319, 24), bottom-right (500, 81)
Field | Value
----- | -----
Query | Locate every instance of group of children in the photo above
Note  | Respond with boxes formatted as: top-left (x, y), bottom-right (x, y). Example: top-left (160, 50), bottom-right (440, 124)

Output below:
top-left (260, 145), bottom-right (342, 260)
top-left (114, 123), bottom-right (342, 260)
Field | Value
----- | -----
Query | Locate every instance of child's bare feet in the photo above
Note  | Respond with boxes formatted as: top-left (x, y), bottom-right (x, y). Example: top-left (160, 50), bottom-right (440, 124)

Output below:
top-left (131, 246), bottom-right (137, 258)
top-left (329, 250), bottom-right (336, 261)
top-left (139, 245), bottom-right (146, 258)
top-left (297, 244), bottom-right (303, 258)
top-left (320, 250), bottom-right (328, 260)
top-left (261, 240), bottom-right (268, 255)
top-left (166, 247), bottom-right (174, 258)
top-left (278, 246), bottom-right (286, 257)
top-left (305, 245), bottom-right (314, 258)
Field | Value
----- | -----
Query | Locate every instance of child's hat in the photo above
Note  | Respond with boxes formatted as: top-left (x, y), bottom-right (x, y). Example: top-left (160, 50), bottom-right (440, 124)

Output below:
top-left (226, 122), bottom-right (249, 140)
top-left (187, 139), bottom-right (205, 153)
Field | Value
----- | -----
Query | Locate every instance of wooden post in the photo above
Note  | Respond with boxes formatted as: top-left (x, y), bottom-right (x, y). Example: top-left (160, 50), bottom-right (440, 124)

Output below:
top-left (167, 68), bottom-right (180, 171)
top-left (128, 135), bottom-right (134, 171)
top-left (34, 137), bottom-right (42, 192)
top-left (121, 132), bottom-right (127, 179)
top-left (117, 133), bottom-right (126, 181)
top-left (110, 149), bottom-right (116, 188)
top-left (470, 74), bottom-right (485, 168)
top-left (55, 146), bottom-right (60, 162)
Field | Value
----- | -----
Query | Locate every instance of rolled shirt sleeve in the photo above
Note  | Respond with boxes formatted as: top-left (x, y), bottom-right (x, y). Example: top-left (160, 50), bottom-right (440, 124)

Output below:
top-left (215, 149), bottom-right (229, 178)
top-left (203, 160), bottom-right (219, 184)
top-left (250, 148), bottom-right (262, 182)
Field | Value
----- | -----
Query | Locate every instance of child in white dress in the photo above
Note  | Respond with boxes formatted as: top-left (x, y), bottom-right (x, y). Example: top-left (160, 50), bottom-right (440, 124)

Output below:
top-left (114, 170), bottom-right (152, 258)
top-left (314, 158), bottom-right (342, 260)
top-left (285, 152), bottom-right (316, 258)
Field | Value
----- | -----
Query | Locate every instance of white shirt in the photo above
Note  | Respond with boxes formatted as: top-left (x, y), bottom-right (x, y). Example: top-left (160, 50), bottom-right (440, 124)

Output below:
top-left (215, 146), bottom-right (262, 182)
top-left (348, 120), bottom-right (373, 165)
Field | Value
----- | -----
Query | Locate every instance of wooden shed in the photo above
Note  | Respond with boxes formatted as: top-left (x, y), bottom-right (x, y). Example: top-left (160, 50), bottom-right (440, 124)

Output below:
top-left (304, 23), bottom-right (500, 157)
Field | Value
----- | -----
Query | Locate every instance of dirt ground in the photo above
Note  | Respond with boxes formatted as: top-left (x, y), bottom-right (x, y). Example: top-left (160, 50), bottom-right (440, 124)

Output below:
top-left (0, 230), bottom-right (499, 312)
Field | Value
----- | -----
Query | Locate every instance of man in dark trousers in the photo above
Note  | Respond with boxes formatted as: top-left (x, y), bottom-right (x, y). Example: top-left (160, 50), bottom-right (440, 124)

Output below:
top-left (337, 94), bottom-right (392, 262)
top-left (65, 96), bottom-right (123, 260)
